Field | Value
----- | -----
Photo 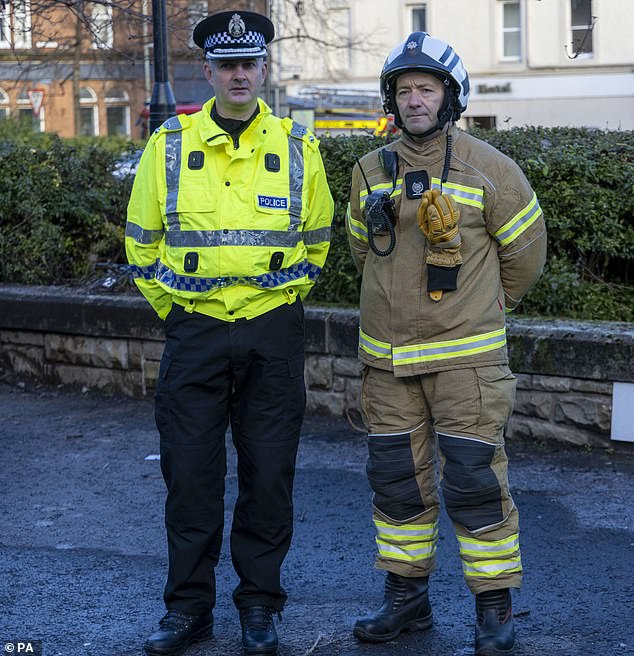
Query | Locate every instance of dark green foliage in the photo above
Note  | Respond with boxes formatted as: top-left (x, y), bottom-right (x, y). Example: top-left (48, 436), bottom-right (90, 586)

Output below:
top-left (0, 120), bottom-right (632, 321)
top-left (0, 118), bottom-right (136, 284)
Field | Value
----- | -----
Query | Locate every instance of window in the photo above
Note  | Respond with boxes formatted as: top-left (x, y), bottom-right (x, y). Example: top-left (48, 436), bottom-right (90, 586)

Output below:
top-left (0, 4), bottom-right (10, 47)
top-left (570, 0), bottom-right (593, 57)
top-left (0, 88), bottom-right (8, 119)
top-left (17, 86), bottom-right (44, 132)
top-left (90, 3), bottom-right (113, 49)
top-left (411, 4), bottom-right (427, 32)
top-left (501, 1), bottom-right (521, 60)
top-left (465, 116), bottom-right (497, 130)
top-left (79, 86), bottom-right (98, 136)
top-left (105, 87), bottom-right (130, 136)
top-left (0, 0), bottom-right (31, 49)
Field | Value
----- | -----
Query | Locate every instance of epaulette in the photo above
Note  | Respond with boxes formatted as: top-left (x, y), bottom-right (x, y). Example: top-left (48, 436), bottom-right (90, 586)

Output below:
top-left (152, 114), bottom-right (192, 138)
top-left (281, 117), bottom-right (319, 150)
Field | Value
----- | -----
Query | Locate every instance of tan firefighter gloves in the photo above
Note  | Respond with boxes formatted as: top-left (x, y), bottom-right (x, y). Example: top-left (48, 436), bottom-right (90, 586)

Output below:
top-left (417, 189), bottom-right (463, 302)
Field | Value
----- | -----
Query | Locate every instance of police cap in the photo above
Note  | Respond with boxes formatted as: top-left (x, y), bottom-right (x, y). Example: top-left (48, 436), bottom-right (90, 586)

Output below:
top-left (193, 10), bottom-right (274, 60)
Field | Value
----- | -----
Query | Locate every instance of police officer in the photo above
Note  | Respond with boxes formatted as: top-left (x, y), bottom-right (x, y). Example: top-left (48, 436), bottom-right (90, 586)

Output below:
top-left (126, 10), bottom-right (333, 656)
top-left (347, 32), bottom-right (546, 655)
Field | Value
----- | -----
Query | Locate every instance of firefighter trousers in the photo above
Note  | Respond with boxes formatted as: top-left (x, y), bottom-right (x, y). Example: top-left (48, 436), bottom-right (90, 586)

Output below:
top-left (155, 300), bottom-right (306, 615)
top-left (361, 364), bottom-right (522, 594)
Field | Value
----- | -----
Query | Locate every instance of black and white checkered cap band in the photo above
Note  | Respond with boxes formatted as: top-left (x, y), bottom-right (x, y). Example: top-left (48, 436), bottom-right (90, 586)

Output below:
top-left (204, 30), bottom-right (266, 54)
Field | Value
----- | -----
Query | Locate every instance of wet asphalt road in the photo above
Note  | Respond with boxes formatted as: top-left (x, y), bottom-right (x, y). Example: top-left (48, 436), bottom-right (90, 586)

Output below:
top-left (1, 381), bottom-right (633, 656)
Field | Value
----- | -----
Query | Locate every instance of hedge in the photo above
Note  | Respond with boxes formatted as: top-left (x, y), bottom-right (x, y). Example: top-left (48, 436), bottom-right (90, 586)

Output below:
top-left (0, 118), bottom-right (632, 321)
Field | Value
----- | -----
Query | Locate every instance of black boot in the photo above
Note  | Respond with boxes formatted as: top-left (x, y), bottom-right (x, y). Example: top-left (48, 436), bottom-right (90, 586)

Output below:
top-left (143, 609), bottom-right (213, 656)
top-left (240, 606), bottom-right (279, 656)
top-left (474, 588), bottom-right (515, 655)
top-left (353, 572), bottom-right (433, 643)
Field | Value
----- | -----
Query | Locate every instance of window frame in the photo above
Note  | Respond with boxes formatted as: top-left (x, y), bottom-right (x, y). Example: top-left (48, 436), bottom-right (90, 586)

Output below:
top-left (0, 0), bottom-right (31, 49)
top-left (499, 0), bottom-right (522, 62)
top-left (17, 87), bottom-right (45, 132)
top-left (409, 3), bottom-right (427, 33)
top-left (569, 0), bottom-right (594, 59)
top-left (105, 87), bottom-right (131, 137)
top-left (79, 86), bottom-right (99, 136)
top-left (90, 2), bottom-right (114, 50)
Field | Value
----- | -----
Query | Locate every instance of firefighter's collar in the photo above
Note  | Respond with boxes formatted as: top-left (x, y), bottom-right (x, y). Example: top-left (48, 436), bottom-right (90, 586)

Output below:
top-left (397, 125), bottom-right (463, 170)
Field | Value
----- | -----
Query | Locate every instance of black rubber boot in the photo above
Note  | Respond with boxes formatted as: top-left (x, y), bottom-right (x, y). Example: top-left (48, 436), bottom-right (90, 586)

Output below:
top-left (474, 588), bottom-right (515, 655)
top-left (353, 572), bottom-right (433, 643)
top-left (240, 606), bottom-right (279, 656)
top-left (143, 610), bottom-right (213, 656)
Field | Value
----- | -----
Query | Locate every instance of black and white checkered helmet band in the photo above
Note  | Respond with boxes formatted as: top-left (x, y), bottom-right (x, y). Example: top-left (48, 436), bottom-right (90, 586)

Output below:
top-left (204, 30), bottom-right (267, 59)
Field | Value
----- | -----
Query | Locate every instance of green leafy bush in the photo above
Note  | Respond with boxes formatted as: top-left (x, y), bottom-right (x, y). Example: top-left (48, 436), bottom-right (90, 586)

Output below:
top-left (0, 119), bottom-right (136, 285)
top-left (0, 120), bottom-right (632, 321)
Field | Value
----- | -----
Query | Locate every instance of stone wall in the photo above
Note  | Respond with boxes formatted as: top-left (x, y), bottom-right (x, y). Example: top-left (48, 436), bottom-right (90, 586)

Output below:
top-left (1, 285), bottom-right (633, 448)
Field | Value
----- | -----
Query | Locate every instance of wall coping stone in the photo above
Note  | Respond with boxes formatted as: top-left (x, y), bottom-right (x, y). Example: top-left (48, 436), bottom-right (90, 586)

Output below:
top-left (1, 284), bottom-right (632, 383)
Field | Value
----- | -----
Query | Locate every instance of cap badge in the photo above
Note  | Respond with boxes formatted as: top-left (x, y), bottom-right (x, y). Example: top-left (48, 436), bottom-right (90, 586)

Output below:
top-left (406, 40), bottom-right (417, 51)
top-left (228, 13), bottom-right (246, 38)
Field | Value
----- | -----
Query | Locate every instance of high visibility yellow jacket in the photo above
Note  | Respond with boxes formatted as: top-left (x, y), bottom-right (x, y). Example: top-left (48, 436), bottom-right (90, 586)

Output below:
top-left (126, 98), bottom-right (334, 321)
top-left (347, 126), bottom-right (547, 377)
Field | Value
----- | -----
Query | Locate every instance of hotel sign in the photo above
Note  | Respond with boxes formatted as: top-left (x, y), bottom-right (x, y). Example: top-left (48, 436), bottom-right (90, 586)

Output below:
top-left (477, 82), bottom-right (512, 94)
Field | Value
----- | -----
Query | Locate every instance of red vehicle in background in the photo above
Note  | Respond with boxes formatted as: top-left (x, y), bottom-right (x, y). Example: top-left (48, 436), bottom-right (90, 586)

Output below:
top-left (137, 103), bottom-right (203, 138)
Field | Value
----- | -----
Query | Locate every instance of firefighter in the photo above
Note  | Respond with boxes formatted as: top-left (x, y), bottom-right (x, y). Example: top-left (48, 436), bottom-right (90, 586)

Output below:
top-left (346, 32), bottom-right (546, 655)
top-left (125, 10), bottom-right (333, 656)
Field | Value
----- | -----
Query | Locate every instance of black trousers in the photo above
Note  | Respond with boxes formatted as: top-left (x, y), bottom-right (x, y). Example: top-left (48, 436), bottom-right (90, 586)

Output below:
top-left (154, 300), bottom-right (306, 614)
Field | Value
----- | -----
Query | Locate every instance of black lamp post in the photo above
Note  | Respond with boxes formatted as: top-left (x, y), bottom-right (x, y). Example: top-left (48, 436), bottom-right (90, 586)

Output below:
top-left (149, 0), bottom-right (176, 133)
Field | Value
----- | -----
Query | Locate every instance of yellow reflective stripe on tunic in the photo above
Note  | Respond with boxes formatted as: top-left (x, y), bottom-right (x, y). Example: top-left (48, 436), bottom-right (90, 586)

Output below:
top-left (347, 202), bottom-right (368, 243)
top-left (494, 193), bottom-right (542, 246)
top-left (431, 178), bottom-right (484, 209)
top-left (375, 520), bottom-right (438, 542)
top-left (376, 539), bottom-right (437, 562)
top-left (461, 555), bottom-right (523, 578)
top-left (392, 328), bottom-right (506, 365)
top-left (458, 534), bottom-right (520, 558)
top-left (359, 329), bottom-right (392, 359)
top-left (360, 180), bottom-right (403, 209)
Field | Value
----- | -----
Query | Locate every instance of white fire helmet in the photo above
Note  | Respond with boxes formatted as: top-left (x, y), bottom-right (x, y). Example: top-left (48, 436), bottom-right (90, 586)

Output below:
top-left (380, 32), bottom-right (470, 130)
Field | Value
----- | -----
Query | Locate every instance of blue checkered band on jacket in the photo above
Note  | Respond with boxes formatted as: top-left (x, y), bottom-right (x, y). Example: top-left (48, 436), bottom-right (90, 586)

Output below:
top-left (204, 30), bottom-right (265, 50)
top-left (127, 260), bottom-right (321, 291)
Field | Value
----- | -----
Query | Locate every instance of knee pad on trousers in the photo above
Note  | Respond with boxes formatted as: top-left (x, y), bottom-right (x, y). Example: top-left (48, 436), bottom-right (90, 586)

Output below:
top-left (438, 433), bottom-right (503, 531)
top-left (366, 431), bottom-right (425, 521)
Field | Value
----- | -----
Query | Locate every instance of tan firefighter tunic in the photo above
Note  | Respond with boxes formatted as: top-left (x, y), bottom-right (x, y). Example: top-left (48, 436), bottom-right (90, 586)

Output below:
top-left (347, 125), bottom-right (547, 377)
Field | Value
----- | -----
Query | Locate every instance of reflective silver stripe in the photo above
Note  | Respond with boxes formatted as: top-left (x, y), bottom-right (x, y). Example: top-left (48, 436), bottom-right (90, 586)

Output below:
top-left (376, 539), bottom-right (437, 561)
top-left (288, 122), bottom-right (306, 229)
top-left (375, 520), bottom-right (438, 541)
top-left (495, 193), bottom-right (542, 246)
top-left (431, 178), bottom-right (484, 209)
top-left (393, 328), bottom-right (506, 365)
top-left (303, 226), bottom-right (331, 245)
top-left (126, 222), bottom-right (164, 245)
top-left (359, 329), bottom-right (392, 359)
top-left (164, 117), bottom-right (183, 230)
top-left (166, 229), bottom-right (305, 248)
top-left (458, 534), bottom-right (520, 557)
top-left (462, 556), bottom-right (522, 578)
